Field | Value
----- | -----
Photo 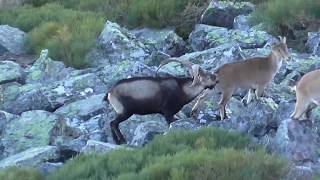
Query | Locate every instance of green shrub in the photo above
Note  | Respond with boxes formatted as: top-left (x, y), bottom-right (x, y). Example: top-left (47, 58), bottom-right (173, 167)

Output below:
top-left (251, 0), bottom-right (320, 33)
top-left (0, 167), bottom-right (43, 180)
top-left (128, 0), bottom-right (208, 28)
top-left (120, 149), bottom-right (288, 180)
top-left (0, 3), bottom-right (104, 68)
top-left (0, 128), bottom-right (289, 180)
top-left (47, 128), bottom-right (288, 180)
top-left (0, 0), bottom-right (211, 68)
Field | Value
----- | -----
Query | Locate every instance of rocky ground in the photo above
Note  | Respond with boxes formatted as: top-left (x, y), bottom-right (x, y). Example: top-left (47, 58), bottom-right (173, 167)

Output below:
top-left (0, 1), bottom-right (319, 179)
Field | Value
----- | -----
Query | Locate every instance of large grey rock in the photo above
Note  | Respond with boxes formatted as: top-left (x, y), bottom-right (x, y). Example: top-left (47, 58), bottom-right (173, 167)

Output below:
top-left (234, 15), bottom-right (251, 31)
top-left (189, 24), bottom-right (272, 51)
top-left (305, 32), bottom-right (320, 55)
top-left (130, 120), bottom-right (168, 147)
top-left (0, 111), bottom-right (17, 135)
top-left (132, 28), bottom-right (187, 57)
top-left (87, 21), bottom-right (150, 67)
top-left (0, 110), bottom-right (60, 159)
top-left (189, 25), bottom-right (229, 51)
top-left (272, 119), bottom-right (320, 167)
top-left (271, 101), bottom-right (295, 127)
top-left (230, 29), bottom-right (271, 49)
top-left (0, 83), bottom-right (51, 114)
top-left (287, 165), bottom-right (315, 180)
top-left (155, 60), bottom-right (193, 77)
top-left (169, 119), bottom-right (202, 131)
top-left (168, 43), bottom-right (244, 72)
top-left (147, 51), bottom-right (171, 66)
top-left (49, 117), bottom-right (86, 153)
top-left (42, 73), bottom-right (107, 109)
top-left (81, 140), bottom-right (122, 154)
top-left (96, 60), bottom-right (155, 89)
top-left (0, 44), bottom-right (7, 55)
top-left (81, 114), bottom-right (107, 142)
top-left (0, 25), bottom-right (26, 55)
top-left (26, 49), bottom-right (74, 84)
top-left (0, 61), bottom-right (24, 84)
top-left (286, 53), bottom-right (320, 74)
top-left (101, 112), bottom-right (167, 144)
top-left (0, 146), bottom-right (59, 168)
top-left (55, 94), bottom-right (106, 121)
top-left (49, 111), bottom-right (108, 153)
top-left (3, 72), bottom-right (107, 114)
top-left (201, 1), bottom-right (254, 28)
top-left (208, 97), bottom-right (278, 137)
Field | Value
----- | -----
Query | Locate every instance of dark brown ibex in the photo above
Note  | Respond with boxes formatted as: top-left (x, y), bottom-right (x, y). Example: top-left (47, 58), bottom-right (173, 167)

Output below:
top-left (104, 60), bottom-right (218, 144)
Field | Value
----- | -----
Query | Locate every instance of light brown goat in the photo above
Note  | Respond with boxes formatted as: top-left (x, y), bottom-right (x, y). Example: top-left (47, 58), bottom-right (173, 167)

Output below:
top-left (291, 69), bottom-right (320, 120)
top-left (190, 36), bottom-right (289, 120)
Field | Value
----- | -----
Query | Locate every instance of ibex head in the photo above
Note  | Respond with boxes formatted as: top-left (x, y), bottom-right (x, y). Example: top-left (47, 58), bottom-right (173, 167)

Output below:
top-left (156, 58), bottom-right (219, 89)
top-left (190, 64), bottom-right (218, 89)
top-left (271, 36), bottom-right (289, 61)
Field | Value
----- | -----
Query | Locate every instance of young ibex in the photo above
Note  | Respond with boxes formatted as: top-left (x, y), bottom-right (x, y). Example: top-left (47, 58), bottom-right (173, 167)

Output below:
top-left (188, 36), bottom-right (289, 120)
top-left (104, 61), bottom-right (218, 144)
top-left (290, 69), bottom-right (320, 120)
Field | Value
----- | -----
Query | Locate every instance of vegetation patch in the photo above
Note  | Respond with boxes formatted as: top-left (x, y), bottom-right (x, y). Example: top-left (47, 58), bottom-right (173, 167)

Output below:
top-left (0, 128), bottom-right (289, 180)
top-left (250, 0), bottom-right (320, 35)
top-left (0, 3), bottom-right (104, 68)
top-left (0, 0), bottom-right (213, 67)
top-left (0, 167), bottom-right (43, 180)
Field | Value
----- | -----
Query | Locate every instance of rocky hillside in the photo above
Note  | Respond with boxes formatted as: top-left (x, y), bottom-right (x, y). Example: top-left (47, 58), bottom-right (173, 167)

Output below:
top-left (0, 0), bottom-right (319, 179)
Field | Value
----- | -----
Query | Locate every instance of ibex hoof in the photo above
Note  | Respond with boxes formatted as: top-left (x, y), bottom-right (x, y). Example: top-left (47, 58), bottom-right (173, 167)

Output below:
top-left (190, 109), bottom-right (198, 118)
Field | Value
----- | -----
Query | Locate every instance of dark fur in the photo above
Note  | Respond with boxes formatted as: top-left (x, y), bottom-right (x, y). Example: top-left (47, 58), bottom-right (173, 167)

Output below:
top-left (106, 76), bottom-right (210, 144)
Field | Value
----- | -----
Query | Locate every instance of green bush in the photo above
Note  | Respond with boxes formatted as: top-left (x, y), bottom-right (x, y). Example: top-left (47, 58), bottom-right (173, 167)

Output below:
top-left (0, 3), bottom-right (104, 68)
top-left (0, 167), bottom-right (43, 180)
top-left (251, 0), bottom-right (320, 33)
top-left (47, 128), bottom-right (288, 180)
top-left (119, 149), bottom-right (287, 180)
top-left (0, 128), bottom-right (289, 180)
top-left (0, 0), bottom-right (209, 68)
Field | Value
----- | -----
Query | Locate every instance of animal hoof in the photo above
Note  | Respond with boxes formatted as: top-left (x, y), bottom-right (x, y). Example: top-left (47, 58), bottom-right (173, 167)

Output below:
top-left (190, 109), bottom-right (198, 118)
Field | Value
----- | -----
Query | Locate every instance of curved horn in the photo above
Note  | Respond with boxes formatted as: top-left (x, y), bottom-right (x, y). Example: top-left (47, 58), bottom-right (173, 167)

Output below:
top-left (156, 58), bottom-right (194, 77)
top-left (190, 65), bottom-right (201, 86)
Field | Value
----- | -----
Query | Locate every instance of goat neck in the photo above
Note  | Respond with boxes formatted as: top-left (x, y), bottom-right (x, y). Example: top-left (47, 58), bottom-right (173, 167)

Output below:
top-left (268, 50), bottom-right (284, 72)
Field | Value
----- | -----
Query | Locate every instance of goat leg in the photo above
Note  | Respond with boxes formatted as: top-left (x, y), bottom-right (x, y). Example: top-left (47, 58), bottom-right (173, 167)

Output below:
top-left (110, 113), bottom-right (131, 144)
top-left (191, 89), bottom-right (214, 117)
top-left (305, 104), bottom-right (317, 120)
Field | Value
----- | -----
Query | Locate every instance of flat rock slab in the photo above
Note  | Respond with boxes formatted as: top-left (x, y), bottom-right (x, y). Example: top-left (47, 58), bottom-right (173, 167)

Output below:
top-left (0, 61), bottom-right (24, 84)
top-left (0, 110), bottom-right (60, 158)
top-left (0, 25), bottom-right (26, 55)
top-left (0, 146), bottom-right (59, 168)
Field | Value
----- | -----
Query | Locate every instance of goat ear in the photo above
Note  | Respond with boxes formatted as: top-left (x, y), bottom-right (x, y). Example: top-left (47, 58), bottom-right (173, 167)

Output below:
top-left (283, 37), bottom-right (286, 44)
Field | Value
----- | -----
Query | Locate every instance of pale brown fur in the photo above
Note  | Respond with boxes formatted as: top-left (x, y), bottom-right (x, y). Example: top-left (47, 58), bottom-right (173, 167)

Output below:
top-left (291, 69), bottom-right (320, 120)
top-left (191, 37), bottom-right (289, 120)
